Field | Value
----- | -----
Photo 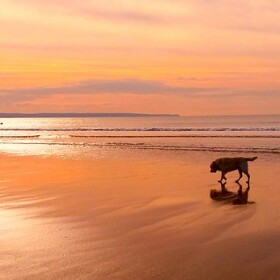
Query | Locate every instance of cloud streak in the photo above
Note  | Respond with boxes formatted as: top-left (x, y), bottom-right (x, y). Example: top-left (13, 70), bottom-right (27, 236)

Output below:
top-left (1, 78), bottom-right (279, 104)
top-left (0, 79), bottom-right (219, 103)
top-left (10, 0), bottom-right (280, 33)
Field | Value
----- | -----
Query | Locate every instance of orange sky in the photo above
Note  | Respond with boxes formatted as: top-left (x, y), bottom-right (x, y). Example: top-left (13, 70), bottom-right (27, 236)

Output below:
top-left (0, 0), bottom-right (279, 115)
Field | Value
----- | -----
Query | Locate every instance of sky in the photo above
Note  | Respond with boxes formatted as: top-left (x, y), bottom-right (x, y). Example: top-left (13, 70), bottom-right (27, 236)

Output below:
top-left (0, 0), bottom-right (279, 115)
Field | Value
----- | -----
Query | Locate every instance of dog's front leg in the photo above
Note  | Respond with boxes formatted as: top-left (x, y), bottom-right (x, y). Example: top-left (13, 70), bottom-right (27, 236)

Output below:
top-left (218, 172), bottom-right (227, 182)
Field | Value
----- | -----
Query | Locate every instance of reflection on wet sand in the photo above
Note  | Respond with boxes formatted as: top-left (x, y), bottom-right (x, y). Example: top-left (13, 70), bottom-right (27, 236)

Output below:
top-left (210, 182), bottom-right (253, 205)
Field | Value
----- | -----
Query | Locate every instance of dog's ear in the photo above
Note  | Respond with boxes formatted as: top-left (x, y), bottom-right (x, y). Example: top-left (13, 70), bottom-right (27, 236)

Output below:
top-left (210, 161), bottom-right (216, 168)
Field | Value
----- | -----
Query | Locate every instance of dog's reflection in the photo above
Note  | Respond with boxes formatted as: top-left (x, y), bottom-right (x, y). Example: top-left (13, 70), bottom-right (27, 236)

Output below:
top-left (210, 182), bottom-right (251, 205)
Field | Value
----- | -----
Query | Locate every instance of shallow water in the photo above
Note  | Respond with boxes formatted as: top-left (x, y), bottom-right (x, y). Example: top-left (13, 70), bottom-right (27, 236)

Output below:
top-left (0, 115), bottom-right (279, 157)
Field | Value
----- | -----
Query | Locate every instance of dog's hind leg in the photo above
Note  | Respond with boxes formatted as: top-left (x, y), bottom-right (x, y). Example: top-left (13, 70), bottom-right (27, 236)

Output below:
top-left (240, 162), bottom-right (250, 183)
top-left (236, 169), bottom-right (243, 183)
top-left (244, 170), bottom-right (250, 183)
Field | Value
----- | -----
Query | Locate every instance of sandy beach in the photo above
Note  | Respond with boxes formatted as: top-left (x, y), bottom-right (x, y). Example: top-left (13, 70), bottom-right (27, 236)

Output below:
top-left (0, 149), bottom-right (279, 280)
top-left (2, 0), bottom-right (280, 277)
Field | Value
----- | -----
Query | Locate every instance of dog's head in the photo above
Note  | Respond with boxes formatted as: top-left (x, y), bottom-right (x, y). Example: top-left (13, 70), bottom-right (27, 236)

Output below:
top-left (210, 161), bottom-right (218, 173)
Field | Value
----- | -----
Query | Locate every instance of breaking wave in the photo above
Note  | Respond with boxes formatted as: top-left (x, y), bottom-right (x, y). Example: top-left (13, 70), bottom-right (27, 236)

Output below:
top-left (0, 141), bottom-right (279, 154)
top-left (69, 135), bottom-right (280, 138)
top-left (0, 135), bottom-right (40, 138)
top-left (1, 127), bottom-right (280, 132)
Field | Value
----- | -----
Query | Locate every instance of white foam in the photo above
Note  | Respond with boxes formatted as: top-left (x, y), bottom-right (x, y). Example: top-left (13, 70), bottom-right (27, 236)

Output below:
top-left (1, 127), bottom-right (280, 132)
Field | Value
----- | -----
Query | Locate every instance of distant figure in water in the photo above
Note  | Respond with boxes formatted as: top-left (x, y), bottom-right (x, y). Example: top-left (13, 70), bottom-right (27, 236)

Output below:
top-left (210, 182), bottom-right (251, 205)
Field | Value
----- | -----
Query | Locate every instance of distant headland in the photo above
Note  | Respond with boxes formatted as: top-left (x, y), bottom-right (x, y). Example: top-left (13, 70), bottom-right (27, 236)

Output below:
top-left (0, 113), bottom-right (180, 118)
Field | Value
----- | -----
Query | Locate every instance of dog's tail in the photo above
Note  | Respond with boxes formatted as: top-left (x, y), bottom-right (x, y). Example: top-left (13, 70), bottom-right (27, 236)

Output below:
top-left (246, 156), bottom-right (258, 161)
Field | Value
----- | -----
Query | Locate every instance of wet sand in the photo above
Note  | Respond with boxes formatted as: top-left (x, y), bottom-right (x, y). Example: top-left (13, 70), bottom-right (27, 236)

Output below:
top-left (0, 151), bottom-right (280, 280)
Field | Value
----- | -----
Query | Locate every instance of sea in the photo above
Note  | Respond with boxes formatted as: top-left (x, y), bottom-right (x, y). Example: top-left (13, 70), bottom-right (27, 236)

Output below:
top-left (0, 115), bottom-right (279, 157)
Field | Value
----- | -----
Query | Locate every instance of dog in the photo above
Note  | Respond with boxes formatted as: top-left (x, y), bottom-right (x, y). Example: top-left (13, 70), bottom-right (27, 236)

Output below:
top-left (210, 157), bottom-right (257, 183)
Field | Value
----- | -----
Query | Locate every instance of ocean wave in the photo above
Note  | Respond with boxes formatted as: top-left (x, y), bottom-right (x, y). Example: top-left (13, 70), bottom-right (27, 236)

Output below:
top-left (1, 134), bottom-right (280, 139)
top-left (0, 141), bottom-right (279, 154)
top-left (0, 135), bottom-right (40, 138)
top-left (1, 127), bottom-right (280, 132)
top-left (69, 135), bottom-right (280, 138)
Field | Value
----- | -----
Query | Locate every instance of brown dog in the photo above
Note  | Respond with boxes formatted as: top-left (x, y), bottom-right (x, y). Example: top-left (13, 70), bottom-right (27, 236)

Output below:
top-left (210, 157), bottom-right (257, 183)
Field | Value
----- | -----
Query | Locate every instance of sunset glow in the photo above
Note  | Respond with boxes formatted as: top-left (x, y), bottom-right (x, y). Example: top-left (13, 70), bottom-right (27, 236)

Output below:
top-left (1, 0), bottom-right (280, 115)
